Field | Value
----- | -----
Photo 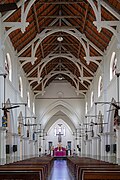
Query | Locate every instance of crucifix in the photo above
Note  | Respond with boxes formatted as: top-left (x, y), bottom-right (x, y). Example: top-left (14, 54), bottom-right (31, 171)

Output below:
top-left (56, 132), bottom-right (63, 143)
top-left (56, 124), bottom-right (63, 143)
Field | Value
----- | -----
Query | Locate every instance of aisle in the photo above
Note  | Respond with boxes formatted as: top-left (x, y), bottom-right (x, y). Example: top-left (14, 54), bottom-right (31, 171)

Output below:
top-left (48, 159), bottom-right (74, 180)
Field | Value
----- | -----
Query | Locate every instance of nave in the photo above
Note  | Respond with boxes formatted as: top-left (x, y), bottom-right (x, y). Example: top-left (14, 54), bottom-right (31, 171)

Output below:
top-left (0, 155), bottom-right (120, 180)
top-left (48, 159), bottom-right (74, 180)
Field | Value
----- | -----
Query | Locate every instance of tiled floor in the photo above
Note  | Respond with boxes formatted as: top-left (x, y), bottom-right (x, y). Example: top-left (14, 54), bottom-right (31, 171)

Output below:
top-left (48, 159), bottom-right (74, 180)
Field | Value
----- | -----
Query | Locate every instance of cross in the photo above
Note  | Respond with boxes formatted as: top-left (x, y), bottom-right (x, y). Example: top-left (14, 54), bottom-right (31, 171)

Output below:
top-left (56, 132), bottom-right (63, 143)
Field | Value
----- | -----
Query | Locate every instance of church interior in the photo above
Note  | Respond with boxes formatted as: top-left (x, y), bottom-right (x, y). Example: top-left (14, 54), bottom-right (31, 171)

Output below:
top-left (0, 0), bottom-right (120, 179)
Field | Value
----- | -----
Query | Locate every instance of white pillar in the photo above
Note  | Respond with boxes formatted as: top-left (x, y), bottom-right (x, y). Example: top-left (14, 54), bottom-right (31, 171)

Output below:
top-left (116, 128), bottom-right (120, 164)
top-left (80, 137), bottom-right (86, 157)
top-left (96, 136), bottom-right (101, 160)
top-left (12, 133), bottom-right (21, 162)
top-left (105, 132), bottom-right (116, 163)
top-left (29, 140), bottom-right (35, 158)
top-left (23, 137), bottom-right (29, 159)
top-left (0, 16), bottom-right (5, 123)
top-left (86, 139), bottom-right (92, 157)
top-left (92, 137), bottom-right (98, 159)
top-left (0, 127), bottom-right (6, 164)
top-left (100, 133), bottom-right (106, 161)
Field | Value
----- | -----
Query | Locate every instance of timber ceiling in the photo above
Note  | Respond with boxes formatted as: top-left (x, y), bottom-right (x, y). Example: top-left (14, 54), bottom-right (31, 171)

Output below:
top-left (1, 0), bottom-right (120, 95)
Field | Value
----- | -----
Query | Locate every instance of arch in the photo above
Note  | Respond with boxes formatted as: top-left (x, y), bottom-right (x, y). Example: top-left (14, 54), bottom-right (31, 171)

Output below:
top-left (98, 76), bottom-right (103, 97)
top-left (107, 98), bottom-right (117, 133)
top-left (43, 71), bottom-right (78, 90)
top-left (34, 28), bottom-right (88, 58)
top-left (85, 102), bottom-right (88, 115)
top-left (5, 53), bottom-right (12, 81)
top-left (110, 52), bottom-right (117, 81)
top-left (33, 101), bottom-right (35, 114)
top-left (39, 54), bottom-right (82, 78)
top-left (27, 91), bottom-right (30, 108)
top-left (91, 91), bottom-right (94, 107)
top-left (19, 76), bottom-right (23, 98)
top-left (44, 111), bottom-right (76, 133)
top-left (39, 100), bottom-right (81, 128)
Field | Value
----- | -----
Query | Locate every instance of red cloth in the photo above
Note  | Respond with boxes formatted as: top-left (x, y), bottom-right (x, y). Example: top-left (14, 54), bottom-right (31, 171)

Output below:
top-left (54, 147), bottom-right (66, 156)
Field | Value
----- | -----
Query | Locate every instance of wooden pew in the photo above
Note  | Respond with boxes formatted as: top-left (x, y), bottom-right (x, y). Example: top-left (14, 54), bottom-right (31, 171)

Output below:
top-left (81, 169), bottom-right (120, 180)
top-left (0, 167), bottom-right (44, 180)
top-left (0, 156), bottom-right (54, 180)
top-left (67, 157), bottom-right (119, 180)
top-left (0, 171), bottom-right (41, 180)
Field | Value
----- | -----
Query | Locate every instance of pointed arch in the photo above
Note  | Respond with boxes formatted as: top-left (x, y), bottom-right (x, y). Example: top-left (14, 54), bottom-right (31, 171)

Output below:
top-left (5, 53), bottom-right (12, 81)
top-left (39, 100), bottom-right (81, 128)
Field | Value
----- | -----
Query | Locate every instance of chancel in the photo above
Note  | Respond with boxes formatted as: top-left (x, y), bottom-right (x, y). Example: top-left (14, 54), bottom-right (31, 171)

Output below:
top-left (54, 124), bottom-right (66, 157)
top-left (0, 1), bottom-right (120, 180)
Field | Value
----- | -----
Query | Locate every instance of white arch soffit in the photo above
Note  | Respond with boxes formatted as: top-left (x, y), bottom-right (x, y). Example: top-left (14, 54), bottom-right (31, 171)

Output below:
top-left (43, 72), bottom-right (78, 89)
top-left (107, 98), bottom-right (116, 133)
top-left (44, 112), bottom-right (76, 133)
top-left (33, 72), bottom-right (88, 98)
top-left (33, 70), bottom-right (88, 98)
top-left (40, 105), bottom-right (79, 129)
top-left (88, 0), bottom-right (120, 47)
top-left (34, 28), bottom-right (88, 58)
top-left (43, 71), bottom-right (91, 90)
top-left (3, 0), bottom-right (35, 42)
top-left (18, 26), bottom-right (103, 58)
top-left (27, 50), bottom-right (94, 78)
top-left (39, 100), bottom-right (80, 126)
top-left (39, 54), bottom-right (82, 78)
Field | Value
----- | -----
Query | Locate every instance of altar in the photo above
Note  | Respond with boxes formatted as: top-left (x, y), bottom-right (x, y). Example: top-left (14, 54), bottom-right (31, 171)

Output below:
top-left (54, 147), bottom-right (66, 157)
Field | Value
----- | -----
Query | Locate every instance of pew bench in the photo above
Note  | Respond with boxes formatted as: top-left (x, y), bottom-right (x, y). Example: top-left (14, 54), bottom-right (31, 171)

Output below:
top-left (0, 171), bottom-right (41, 180)
top-left (81, 169), bottom-right (120, 180)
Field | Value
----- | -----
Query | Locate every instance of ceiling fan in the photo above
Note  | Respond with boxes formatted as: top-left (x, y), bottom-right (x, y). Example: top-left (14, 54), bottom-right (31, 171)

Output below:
top-left (0, 105), bottom-right (19, 112)
top-left (20, 123), bottom-right (37, 126)
top-left (0, 2), bottom-right (18, 12)
top-left (0, 74), bottom-right (20, 113)
top-left (111, 103), bottom-right (120, 110)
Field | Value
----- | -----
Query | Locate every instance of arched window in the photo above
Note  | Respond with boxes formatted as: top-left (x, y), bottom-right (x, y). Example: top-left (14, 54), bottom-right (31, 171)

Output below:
top-left (98, 76), bottom-right (103, 97)
top-left (110, 52), bottom-right (117, 81)
top-left (19, 77), bottom-right (23, 97)
top-left (27, 91), bottom-right (30, 108)
top-left (91, 91), bottom-right (94, 107)
top-left (33, 102), bottom-right (35, 114)
top-left (5, 53), bottom-right (12, 81)
top-left (85, 102), bottom-right (88, 114)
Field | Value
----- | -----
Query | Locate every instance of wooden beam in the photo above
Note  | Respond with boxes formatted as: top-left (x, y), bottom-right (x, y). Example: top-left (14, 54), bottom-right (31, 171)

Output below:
top-left (78, 3), bottom-right (89, 59)
top-left (33, 4), bottom-right (44, 58)
top-left (38, 1), bottom-right (85, 4)
top-left (38, 15), bottom-right (82, 19)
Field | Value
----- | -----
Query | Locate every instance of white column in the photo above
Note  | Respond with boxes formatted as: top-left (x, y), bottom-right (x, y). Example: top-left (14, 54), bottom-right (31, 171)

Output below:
top-left (86, 139), bottom-right (92, 157)
top-left (0, 127), bottom-right (6, 165)
top-left (100, 133), bottom-right (106, 161)
top-left (96, 136), bottom-right (101, 160)
top-left (0, 16), bottom-right (5, 124)
top-left (29, 140), bottom-right (35, 158)
top-left (80, 137), bottom-right (86, 157)
top-left (116, 128), bottom-right (120, 164)
top-left (92, 137), bottom-right (98, 159)
top-left (106, 132), bottom-right (116, 163)
top-left (19, 137), bottom-right (23, 160)
top-left (23, 137), bottom-right (29, 159)
top-left (12, 133), bottom-right (21, 162)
